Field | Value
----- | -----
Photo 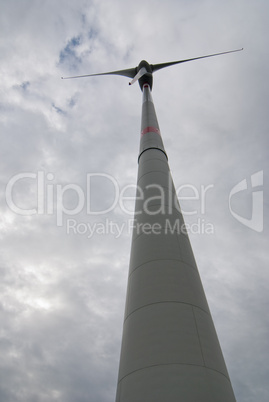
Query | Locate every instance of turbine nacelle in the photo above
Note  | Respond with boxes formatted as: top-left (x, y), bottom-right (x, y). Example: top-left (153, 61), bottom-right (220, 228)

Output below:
top-left (61, 48), bottom-right (243, 91)
top-left (130, 60), bottom-right (153, 90)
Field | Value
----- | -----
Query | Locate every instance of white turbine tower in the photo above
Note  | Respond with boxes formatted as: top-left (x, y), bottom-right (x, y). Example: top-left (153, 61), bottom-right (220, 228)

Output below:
top-left (62, 48), bottom-right (242, 402)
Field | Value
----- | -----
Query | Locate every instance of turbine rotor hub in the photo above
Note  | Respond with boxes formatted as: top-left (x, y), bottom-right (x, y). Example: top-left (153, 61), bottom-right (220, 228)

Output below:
top-left (138, 60), bottom-right (153, 90)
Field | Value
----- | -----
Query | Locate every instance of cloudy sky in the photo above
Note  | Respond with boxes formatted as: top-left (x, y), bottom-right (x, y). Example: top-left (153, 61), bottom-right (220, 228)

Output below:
top-left (0, 0), bottom-right (268, 401)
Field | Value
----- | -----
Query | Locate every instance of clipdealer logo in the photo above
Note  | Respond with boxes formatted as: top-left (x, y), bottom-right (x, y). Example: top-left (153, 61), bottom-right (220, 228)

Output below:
top-left (4, 171), bottom-right (214, 227)
top-left (5, 170), bottom-right (264, 234)
top-left (229, 170), bottom-right (263, 232)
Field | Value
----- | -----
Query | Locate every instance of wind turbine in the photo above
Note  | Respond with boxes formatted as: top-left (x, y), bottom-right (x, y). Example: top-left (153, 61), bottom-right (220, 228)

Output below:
top-left (62, 48), bottom-right (242, 402)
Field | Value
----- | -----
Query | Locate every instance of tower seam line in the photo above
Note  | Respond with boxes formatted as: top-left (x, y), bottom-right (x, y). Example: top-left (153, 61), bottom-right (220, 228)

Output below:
top-left (117, 362), bottom-right (232, 386)
top-left (123, 300), bottom-right (210, 323)
top-left (129, 257), bottom-right (197, 277)
top-left (192, 305), bottom-right (206, 366)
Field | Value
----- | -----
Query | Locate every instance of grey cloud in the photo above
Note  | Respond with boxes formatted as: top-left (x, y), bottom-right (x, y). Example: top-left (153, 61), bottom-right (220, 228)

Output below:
top-left (0, 0), bottom-right (268, 401)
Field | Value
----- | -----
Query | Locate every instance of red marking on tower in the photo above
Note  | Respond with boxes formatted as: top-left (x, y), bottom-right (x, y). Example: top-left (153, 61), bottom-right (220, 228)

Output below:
top-left (141, 126), bottom-right (161, 136)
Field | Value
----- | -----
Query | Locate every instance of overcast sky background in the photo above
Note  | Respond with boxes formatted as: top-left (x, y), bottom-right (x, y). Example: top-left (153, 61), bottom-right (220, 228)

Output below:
top-left (0, 0), bottom-right (268, 401)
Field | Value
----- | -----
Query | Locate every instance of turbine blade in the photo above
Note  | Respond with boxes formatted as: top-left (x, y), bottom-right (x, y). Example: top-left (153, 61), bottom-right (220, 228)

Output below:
top-left (61, 67), bottom-right (136, 80)
top-left (151, 48), bottom-right (243, 73)
top-left (129, 67), bottom-right (147, 86)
